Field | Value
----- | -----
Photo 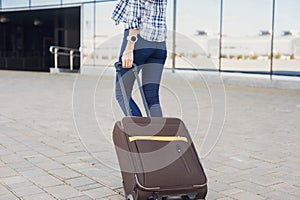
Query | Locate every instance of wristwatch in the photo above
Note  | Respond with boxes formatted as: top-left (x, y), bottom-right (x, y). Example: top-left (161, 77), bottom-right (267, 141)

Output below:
top-left (127, 35), bottom-right (138, 43)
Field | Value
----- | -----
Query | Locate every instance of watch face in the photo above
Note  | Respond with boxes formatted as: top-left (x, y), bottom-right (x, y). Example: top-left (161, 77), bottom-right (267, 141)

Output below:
top-left (127, 35), bottom-right (138, 43)
top-left (131, 36), bottom-right (137, 42)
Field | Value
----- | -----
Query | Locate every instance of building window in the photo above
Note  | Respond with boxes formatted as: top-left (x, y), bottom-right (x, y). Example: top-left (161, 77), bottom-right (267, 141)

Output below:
top-left (31, 0), bottom-right (61, 7)
top-left (2, 0), bottom-right (29, 9)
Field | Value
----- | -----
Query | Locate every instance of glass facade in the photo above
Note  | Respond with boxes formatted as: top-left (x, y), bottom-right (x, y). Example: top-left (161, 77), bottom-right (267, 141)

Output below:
top-left (31, 0), bottom-right (61, 7)
top-left (2, 0), bottom-right (29, 8)
top-left (273, 0), bottom-right (300, 75)
top-left (63, 0), bottom-right (93, 4)
top-left (0, 0), bottom-right (299, 75)
top-left (82, 3), bottom-right (94, 66)
top-left (94, 2), bottom-right (123, 66)
top-left (174, 0), bottom-right (220, 70)
top-left (221, 0), bottom-right (273, 73)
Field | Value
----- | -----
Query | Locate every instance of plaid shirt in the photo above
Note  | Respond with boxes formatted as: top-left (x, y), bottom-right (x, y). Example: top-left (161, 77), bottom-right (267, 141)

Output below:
top-left (112, 0), bottom-right (167, 42)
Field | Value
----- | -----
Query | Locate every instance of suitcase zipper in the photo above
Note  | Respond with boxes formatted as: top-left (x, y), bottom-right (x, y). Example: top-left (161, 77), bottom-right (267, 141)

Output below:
top-left (135, 174), bottom-right (207, 191)
top-left (128, 136), bottom-right (188, 143)
top-left (176, 143), bottom-right (191, 173)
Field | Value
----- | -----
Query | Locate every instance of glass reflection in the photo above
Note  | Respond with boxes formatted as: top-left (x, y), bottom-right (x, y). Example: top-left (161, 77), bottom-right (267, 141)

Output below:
top-left (82, 3), bottom-right (95, 66)
top-left (63, 0), bottom-right (91, 4)
top-left (31, 0), bottom-right (61, 6)
top-left (221, 0), bottom-right (272, 73)
top-left (273, 0), bottom-right (300, 75)
top-left (2, 0), bottom-right (29, 8)
top-left (171, 0), bottom-right (220, 70)
top-left (94, 1), bottom-right (123, 66)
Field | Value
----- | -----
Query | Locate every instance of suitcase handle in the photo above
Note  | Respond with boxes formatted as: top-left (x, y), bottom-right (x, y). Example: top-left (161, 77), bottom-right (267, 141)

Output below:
top-left (114, 62), bottom-right (151, 117)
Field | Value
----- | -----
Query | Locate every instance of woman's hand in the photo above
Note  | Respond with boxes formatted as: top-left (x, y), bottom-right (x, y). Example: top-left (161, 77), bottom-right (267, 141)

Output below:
top-left (122, 49), bottom-right (134, 68)
top-left (122, 29), bottom-right (139, 68)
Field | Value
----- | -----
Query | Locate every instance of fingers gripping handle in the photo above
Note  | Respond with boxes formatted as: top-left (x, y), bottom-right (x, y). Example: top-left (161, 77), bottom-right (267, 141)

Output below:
top-left (114, 61), bottom-right (138, 73)
top-left (114, 62), bottom-right (151, 117)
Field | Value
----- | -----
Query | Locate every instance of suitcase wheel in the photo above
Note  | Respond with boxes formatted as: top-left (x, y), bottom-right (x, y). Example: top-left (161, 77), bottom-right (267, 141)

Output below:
top-left (126, 194), bottom-right (134, 200)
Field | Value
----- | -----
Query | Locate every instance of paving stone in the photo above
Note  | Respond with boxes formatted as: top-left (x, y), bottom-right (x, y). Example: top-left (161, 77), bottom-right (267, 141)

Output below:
top-left (40, 149), bottom-right (67, 157)
top-left (114, 187), bottom-right (125, 196)
top-left (209, 181), bottom-right (233, 192)
top-left (65, 176), bottom-right (96, 187)
top-left (30, 175), bottom-right (64, 187)
top-left (204, 168), bottom-right (223, 179)
top-left (34, 160), bottom-right (65, 171)
top-left (232, 191), bottom-right (267, 200)
top-left (216, 197), bottom-right (235, 200)
top-left (83, 187), bottom-right (117, 199)
top-left (213, 165), bottom-right (244, 175)
top-left (223, 158), bottom-right (258, 170)
top-left (0, 193), bottom-right (19, 200)
top-left (22, 192), bottom-right (57, 200)
top-left (98, 194), bottom-right (124, 200)
top-left (212, 174), bottom-right (244, 185)
top-left (246, 174), bottom-right (282, 187)
top-left (219, 188), bottom-right (244, 196)
top-left (6, 161), bottom-right (35, 172)
top-left (0, 167), bottom-right (18, 178)
top-left (67, 195), bottom-right (94, 200)
top-left (0, 176), bottom-right (28, 186)
top-left (69, 151), bottom-right (92, 160)
top-left (206, 189), bottom-right (225, 200)
top-left (241, 164), bottom-right (279, 177)
top-left (29, 144), bottom-right (54, 152)
top-left (0, 154), bottom-right (24, 164)
top-left (49, 168), bottom-right (82, 180)
top-left (44, 185), bottom-right (82, 199)
top-left (7, 181), bottom-right (33, 190)
top-left (67, 163), bottom-right (93, 172)
top-left (24, 154), bottom-right (53, 164)
top-left (278, 174), bottom-right (300, 187)
top-left (54, 155), bottom-right (81, 165)
top-left (263, 190), bottom-right (299, 200)
top-left (0, 137), bottom-right (18, 147)
top-left (290, 190), bottom-right (300, 198)
top-left (15, 150), bottom-right (38, 157)
top-left (19, 168), bottom-right (48, 178)
top-left (76, 183), bottom-right (104, 192)
top-left (57, 145), bottom-right (83, 154)
top-left (11, 185), bottom-right (44, 197)
top-left (0, 146), bottom-right (10, 157)
top-left (6, 144), bottom-right (29, 153)
top-left (80, 167), bottom-right (112, 180)
top-left (95, 175), bottom-right (123, 189)
top-left (230, 181), bottom-right (274, 195)
top-left (250, 153), bottom-right (285, 164)
top-left (270, 182), bottom-right (299, 194)
top-left (0, 184), bottom-right (10, 195)
top-left (202, 159), bottom-right (224, 169)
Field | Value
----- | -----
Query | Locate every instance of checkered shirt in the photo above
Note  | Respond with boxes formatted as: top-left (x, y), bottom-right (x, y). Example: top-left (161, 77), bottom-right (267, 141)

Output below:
top-left (112, 0), bottom-right (167, 42)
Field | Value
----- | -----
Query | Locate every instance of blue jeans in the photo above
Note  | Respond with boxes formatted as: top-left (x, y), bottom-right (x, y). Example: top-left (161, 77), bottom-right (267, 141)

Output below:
top-left (115, 29), bottom-right (167, 117)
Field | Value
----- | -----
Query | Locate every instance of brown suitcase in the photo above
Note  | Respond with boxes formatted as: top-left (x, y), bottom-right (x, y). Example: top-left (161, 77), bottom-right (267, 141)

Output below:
top-left (113, 62), bottom-right (207, 200)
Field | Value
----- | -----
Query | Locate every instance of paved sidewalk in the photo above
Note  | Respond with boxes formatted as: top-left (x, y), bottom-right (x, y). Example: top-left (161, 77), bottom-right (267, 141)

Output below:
top-left (0, 70), bottom-right (299, 200)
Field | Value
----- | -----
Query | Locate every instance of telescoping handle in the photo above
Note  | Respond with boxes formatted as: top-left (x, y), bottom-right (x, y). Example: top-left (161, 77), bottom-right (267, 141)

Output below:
top-left (114, 62), bottom-right (151, 117)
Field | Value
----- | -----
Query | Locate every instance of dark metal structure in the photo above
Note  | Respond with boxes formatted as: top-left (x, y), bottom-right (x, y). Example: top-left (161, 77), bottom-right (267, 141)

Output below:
top-left (0, 7), bottom-right (80, 71)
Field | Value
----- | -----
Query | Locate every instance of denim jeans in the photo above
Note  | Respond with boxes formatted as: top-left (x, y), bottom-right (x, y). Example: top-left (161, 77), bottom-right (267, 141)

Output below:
top-left (115, 29), bottom-right (167, 117)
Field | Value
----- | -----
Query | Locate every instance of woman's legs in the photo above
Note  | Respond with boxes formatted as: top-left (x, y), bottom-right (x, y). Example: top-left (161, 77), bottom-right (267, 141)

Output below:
top-left (115, 30), bottom-right (152, 116)
top-left (115, 29), bottom-right (166, 117)
top-left (142, 47), bottom-right (167, 117)
top-left (141, 61), bottom-right (164, 117)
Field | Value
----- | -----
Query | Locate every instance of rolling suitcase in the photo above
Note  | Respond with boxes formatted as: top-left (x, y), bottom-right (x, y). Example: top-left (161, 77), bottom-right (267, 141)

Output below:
top-left (113, 62), bottom-right (207, 200)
